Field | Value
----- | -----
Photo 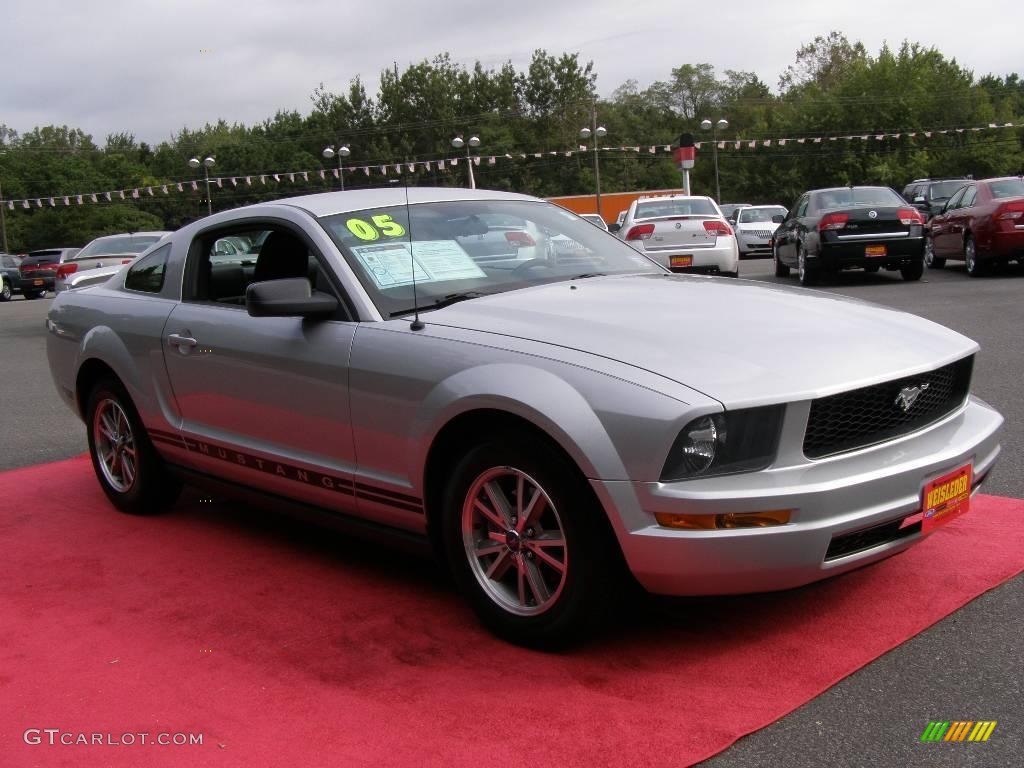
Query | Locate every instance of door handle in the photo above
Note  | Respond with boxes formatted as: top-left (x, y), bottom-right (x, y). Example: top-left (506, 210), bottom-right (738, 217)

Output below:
top-left (168, 333), bottom-right (198, 352)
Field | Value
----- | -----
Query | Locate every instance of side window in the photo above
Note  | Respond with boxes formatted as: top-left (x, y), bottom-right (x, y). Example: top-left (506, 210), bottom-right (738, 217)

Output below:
top-left (944, 187), bottom-right (966, 212)
top-left (124, 245), bottom-right (170, 293)
top-left (959, 186), bottom-right (977, 209)
top-left (794, 195), bottom-right (809, 218)
top-left (186, 225), bottom-right (345, 316)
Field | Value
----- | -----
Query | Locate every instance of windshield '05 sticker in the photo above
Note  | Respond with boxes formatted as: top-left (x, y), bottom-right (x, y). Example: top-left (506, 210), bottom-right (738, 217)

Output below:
top-left (351, 240), bottom-right (484, 289)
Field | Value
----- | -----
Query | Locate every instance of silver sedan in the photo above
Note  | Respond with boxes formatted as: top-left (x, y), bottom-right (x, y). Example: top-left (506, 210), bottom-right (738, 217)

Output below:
top-left (46, 188), bottom-right (1002, 646)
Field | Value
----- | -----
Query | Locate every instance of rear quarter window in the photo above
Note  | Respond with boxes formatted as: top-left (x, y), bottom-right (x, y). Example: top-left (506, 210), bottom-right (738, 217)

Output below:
top-left (124, 244), bottom-right (170, 293)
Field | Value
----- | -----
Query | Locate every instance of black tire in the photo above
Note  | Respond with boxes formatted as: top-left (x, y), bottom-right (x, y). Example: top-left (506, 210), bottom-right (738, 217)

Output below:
top-left (773, 245), bottom-right (790, 277)
top-left (965, 236), bottom-right (986, 278)
top-left (0, 279), bottom-right (11, 301)
top-left (924, 237), bottom-right (945, 269)
top-left (441, 431), bottom-right (621, 648)
top-left (85, 378), bottom-right (181, 515)
top-left (901, 260), bottom-right (924, 281)
top-left (23, 290), bottom-right (43, 300)
top-left (797, 245), bottom-right (817, 286)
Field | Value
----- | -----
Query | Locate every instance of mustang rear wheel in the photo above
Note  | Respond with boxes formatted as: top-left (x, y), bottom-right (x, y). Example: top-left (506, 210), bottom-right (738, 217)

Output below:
top-left (86, 378), bottom-right (181, 515)
top-left (442, 432), bottom-right (619, 647)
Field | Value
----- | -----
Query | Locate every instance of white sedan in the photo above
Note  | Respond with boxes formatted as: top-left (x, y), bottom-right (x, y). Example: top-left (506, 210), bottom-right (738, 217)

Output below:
top-left (614, 195), bottom-right (739, 277)
top-left (731, 205), bottom-right (788, 258)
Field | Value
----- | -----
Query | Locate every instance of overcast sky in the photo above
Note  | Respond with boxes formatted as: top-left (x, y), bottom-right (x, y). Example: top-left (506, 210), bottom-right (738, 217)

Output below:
top-left (3, 0), bottom-right (1020, 145)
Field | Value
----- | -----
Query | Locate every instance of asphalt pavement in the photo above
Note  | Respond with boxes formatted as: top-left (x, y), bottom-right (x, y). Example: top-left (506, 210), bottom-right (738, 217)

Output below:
top-left (1, 261), bottom-right (1021, 766)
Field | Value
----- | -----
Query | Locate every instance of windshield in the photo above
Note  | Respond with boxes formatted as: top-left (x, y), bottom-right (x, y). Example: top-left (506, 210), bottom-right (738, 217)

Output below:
top-left (75, 235), bottom-right (161, 259)
top-left (928, 180), bottom-right (966, 201)
top-left (635, 199), bottom-right (718, 219)
top-left (736, 206), bottom-right (787, 223)
top-left (319, 200), bottom-right (664, 317)
top-left (816, 187), bottom-right (904, 209)
top-left (989, 179), bottom-right (1024, 199)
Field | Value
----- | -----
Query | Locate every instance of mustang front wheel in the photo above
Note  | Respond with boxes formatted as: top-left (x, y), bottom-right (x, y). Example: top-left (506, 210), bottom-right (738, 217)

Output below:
top-left (86, 379), bottom-right (181, 515)
top-left (442, 433), bottom-right (619, 647)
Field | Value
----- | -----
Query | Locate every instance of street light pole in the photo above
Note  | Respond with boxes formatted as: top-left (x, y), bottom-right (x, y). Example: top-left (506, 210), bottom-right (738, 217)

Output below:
top-left (580, 115), bottom-right (607, 218)
top-left (452, 135), bottom-right (480, 189)
top-left (700, 118), bottom-right (728, 202)
top-left (189, 156), bottom-right (216, 216)
top-left (322, 144), bottom-right (351, 190)
top-left (0, 180), bottom-right (8, 253)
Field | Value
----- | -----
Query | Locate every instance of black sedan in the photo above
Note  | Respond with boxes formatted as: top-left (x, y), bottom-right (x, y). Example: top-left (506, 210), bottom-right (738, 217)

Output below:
top-left (1, 253), bottom-right (24, 301)
top-left (772, 186), bottom-right (926, 286)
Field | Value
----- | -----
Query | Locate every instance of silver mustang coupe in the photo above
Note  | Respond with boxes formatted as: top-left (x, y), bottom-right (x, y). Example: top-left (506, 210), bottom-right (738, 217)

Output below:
top-left (46, 188), bottom-right (1002, 646)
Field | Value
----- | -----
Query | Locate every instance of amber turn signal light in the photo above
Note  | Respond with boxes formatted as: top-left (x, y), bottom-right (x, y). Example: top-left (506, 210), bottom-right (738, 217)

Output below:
top-left (655, 510), bottom-right (792, 530)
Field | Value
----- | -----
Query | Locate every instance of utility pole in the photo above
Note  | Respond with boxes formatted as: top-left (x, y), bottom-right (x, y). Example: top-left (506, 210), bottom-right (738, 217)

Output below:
top-left (591, 105), bottom-right (602, 218)
top-left (0, 180), bottom-right (8, 253)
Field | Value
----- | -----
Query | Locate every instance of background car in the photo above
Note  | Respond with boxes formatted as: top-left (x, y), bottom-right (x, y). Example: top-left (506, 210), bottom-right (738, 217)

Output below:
top-left (902, 178), bottom-right (970, 221)
top-left (719, 203), bottom-right (752, 221)
top-left (1, 253), bottom-right (23, 301)
top-left (54, 231), bottom-right (170, 293)
top-left (615, 194), bottom-right (739, 276)
top-left (925, 176), bottom-right (1024, 276)
top-left (579, 213), bottom-right (609, 231)
top-left (731, 205), bottom-right (788, 258)
top-left (17, 247), bottom-right (79, 298)
top-left (773, 186), bottom-right (926, 286)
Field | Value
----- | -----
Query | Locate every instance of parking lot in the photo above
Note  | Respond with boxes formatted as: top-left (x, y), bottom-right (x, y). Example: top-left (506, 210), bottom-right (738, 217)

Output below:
top-left (1, 259), bottom-right (1021, 767)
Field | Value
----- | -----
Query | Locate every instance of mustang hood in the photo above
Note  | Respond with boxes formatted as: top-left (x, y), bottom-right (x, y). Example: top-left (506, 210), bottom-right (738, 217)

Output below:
top-left (425, 274), bottom-right (978, 407)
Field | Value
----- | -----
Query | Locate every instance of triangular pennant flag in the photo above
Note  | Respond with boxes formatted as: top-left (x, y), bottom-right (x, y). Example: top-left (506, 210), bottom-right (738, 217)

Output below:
top-left (146, 186), bottom-right (154, 196)
top-left (230, 178), bottom-right (238, 187)
top-left (176, 183), bottom-right (183, 192)
top-left (288, 173), bottom-right (295, 182)
top-left (487, 156), bottom-right (495, 165)
top-left (578, 145), bottom-right (587, 152)
top-left (829, 136), bottom-right (838, 141)
top-left (450, 158), bottom-right (458, 166)
top-left (319, 170), bottom-right (325, 179)
top-left (91, 193), bottom-right (98, 202)
top-left (49, 198), bottom-right (55, 206)
top-left (332, 169), bottom-right (339, 178)
top-left (301, 172), bottom-right (308, 181)
top-left (7, 201), bottom-right (13, 210)
top-left (273, 174), bottom-right (280, 182)
top-left (216, 178), bottom-right (223, 187)
top-left (161, 185), bottom-right (168, 194)
top-left (717, 142), bottom-right (725, 150)
top-left (649, 146), bottom-right (656, 153)
top-left (407, 163), bottom-right (415, 173)
top-left (104, 192), bottom-right (112, 201)
top-left (875, 135), bottom-right (884, 140)
top-left (119, 190), bottom-right (125, 199)
top-left (22, 200), bottom-right (30, 209)
top-left (797, 138), bottom-right (805, 144)
top-left (132, 189), bottom-right (140, 198)
top-left (190, 181), bottom-right (198, 191)
top-left (763, 140), bottom-right (771, 147)
top-left (63, 196), bottom-right (70, 206)
top-left (534, 153), bottom-right (542, 158)
top-left (259, 175), bottom-right (266, 184)
top-left (924, 132), bottom-right (932, 138)
top-left (395, 164), bottom-right (402, 174)
top-left (748, 140), bottom-right (756, 148)
top-left (245, 176), bottom-right (252, 185)
top-left (907, 132), bottom-right (916, 138)
top-left (76, 195), bottom-right (83, 205)
top-left (861, 135), bottom-right (869, 140)
top-left (779, 139), bottom-right (787, 146)
top-left (813, 137), bottom-right (822, 143)
top-left (380, 165), bottom-right (387, 175)
top-left (734, 141), bottom-right (741, 149)
top-left (473, 157), bottom-right (480, 166)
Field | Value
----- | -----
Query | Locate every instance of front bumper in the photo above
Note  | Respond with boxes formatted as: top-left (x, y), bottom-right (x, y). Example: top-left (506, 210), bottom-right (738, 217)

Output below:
top-left (592, 395), bottom-right (1002, 595)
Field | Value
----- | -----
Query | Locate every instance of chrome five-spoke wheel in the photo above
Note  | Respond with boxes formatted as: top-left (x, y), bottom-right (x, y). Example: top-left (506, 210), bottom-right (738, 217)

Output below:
top-left (462, 467), bottom-right (567, 616)
top-left (92, 398), bottom-right (138, 493)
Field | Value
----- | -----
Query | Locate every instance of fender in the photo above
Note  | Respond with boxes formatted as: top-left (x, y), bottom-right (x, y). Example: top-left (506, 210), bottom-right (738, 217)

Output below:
top-left (410, 363), bottom-right (631, 489)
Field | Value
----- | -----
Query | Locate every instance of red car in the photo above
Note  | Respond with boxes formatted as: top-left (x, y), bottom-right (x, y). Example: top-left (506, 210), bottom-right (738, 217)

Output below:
top-left (925, 177), bottom-right (1024, 276)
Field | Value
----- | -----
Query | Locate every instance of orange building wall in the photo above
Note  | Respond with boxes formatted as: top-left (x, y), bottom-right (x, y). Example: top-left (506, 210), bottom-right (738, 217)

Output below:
top-left (547, 189), bottom-right (687, 223)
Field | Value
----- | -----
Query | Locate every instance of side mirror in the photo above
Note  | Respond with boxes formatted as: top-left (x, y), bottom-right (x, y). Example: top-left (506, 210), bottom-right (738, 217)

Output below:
top-left (246, 277), bottom-right (338, 318)
top-left (607, 222), bottom-right (621, 233)
top-left (726, 216), bottom-right (737, 225)
top-left (771, 214), bottom-right (785, 224)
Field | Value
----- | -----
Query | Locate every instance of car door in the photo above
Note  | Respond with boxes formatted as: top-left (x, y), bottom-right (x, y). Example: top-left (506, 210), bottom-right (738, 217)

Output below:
top-left (161, 220), bottom-right (362, 517)
top-left (946, 185), bottom-right (977, 257)
top-left (930, 186), bottom-right (966, 257)
top-left (775, 195), bottom-right (807, 265)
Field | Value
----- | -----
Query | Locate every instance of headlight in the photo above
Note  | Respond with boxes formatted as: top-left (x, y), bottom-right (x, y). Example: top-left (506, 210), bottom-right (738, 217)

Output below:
top-left (660, 405), bottom-right (785, 481)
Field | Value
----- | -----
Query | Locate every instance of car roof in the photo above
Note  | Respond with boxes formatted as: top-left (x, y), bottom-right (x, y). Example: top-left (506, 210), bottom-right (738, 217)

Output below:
top-left (270, 187), bottom-right (540, 218)
top-left (85, 231), bottom-right (171, 242)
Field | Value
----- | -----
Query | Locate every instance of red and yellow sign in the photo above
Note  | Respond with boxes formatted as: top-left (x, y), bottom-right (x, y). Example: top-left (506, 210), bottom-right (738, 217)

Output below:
top-left (670, 255), bottom-right (693, 268)
top-left (921, 464), bottom-right (972, 533)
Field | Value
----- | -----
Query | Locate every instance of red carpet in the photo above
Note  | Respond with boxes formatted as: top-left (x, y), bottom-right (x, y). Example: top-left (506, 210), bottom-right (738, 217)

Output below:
top-left (2, 456), bottom-right (1022, 768)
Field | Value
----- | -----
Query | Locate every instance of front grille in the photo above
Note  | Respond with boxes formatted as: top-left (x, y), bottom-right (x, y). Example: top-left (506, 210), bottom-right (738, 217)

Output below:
top-left (743, 229), bottom-right (774, 239)
top-left (804, 357), bottom-right (973, 459)
top-left (825, 517), bottom-right (919, 561)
